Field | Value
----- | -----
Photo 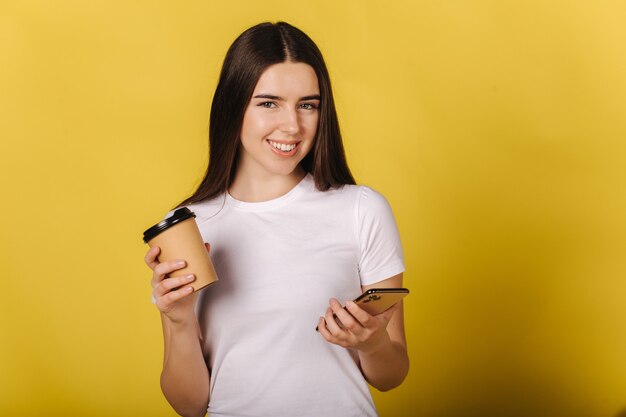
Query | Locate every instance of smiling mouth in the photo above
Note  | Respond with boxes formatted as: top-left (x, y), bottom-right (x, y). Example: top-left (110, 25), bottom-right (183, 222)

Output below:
top-left (267, 139), bottom-right (298, 152)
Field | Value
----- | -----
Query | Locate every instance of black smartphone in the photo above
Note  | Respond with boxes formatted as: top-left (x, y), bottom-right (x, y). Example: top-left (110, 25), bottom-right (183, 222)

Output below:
top-left (353, 288), bottom-right (409, 315)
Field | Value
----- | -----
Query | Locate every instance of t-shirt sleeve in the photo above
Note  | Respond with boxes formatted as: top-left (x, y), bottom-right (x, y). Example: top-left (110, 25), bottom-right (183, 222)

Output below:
top-left (355, 186), bottom-right (406, 286)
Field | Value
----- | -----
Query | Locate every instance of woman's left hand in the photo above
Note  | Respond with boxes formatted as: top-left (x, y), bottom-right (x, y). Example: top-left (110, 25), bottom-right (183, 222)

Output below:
top-left (317, 298), bottom-right (399, 354)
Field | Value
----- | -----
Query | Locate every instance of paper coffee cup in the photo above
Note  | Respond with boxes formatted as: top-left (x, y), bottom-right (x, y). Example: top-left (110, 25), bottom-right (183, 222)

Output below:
top-left (143, 208), bottom-right (218, 291)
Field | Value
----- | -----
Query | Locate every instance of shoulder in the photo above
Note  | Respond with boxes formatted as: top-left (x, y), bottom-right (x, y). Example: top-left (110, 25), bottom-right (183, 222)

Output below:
top-left (306, 180), bottom-right (393, 214)
top-left (354, 184), bottom-right (394, 219)
top-left (352, 184), bottom-right (400, 246)
top-left (305, 182), bottom-right (396, 231)
top-left (164, 195), bottom-right (227, 223)
top-left (299, 176), bottom-right (361, 205)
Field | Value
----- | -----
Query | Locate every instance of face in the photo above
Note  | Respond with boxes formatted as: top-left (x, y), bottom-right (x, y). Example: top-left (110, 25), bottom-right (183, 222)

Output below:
top-left (237, 62), bottom-right (320, 181)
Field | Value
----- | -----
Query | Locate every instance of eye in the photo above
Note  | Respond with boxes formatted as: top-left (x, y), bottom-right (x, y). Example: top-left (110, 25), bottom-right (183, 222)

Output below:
top-left (299, 102), bottom-right (319, 110)
top-left (258, 101), bottom-right (277, 108)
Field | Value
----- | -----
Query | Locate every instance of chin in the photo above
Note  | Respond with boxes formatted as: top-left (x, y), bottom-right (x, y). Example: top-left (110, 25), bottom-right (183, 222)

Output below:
top-left (266, 162), bottom-right (303, 177)
top-left (273, 167), bottom-right (301, 177)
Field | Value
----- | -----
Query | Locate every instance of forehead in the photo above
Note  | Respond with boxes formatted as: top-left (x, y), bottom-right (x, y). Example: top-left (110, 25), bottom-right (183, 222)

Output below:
top-left (253, 62), bottom-right (319, 95)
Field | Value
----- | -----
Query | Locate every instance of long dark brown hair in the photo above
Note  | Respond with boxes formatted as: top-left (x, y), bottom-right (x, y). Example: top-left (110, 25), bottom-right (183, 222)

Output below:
top-left (175, 21), bottom-right (354, 209)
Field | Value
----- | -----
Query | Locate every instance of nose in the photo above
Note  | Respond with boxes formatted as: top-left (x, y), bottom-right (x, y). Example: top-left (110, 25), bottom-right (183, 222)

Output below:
top-left (278, 108), bottom-right (299, 134)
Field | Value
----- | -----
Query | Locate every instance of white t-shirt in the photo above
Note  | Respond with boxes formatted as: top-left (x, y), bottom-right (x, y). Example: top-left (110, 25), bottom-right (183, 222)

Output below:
top-left (167, 174), bottom-right (405, 417)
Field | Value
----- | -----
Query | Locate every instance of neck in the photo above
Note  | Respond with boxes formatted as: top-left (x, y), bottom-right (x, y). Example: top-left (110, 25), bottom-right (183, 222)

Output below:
top-left (228, 166), bottom-right (306, 202)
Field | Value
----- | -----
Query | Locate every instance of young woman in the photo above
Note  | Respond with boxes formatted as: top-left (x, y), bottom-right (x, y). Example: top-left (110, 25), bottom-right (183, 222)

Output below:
top-left (144, 21), bottom-right (408, 417)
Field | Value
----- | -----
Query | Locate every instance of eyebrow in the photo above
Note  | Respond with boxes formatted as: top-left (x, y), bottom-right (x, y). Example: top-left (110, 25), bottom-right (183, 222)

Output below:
top-left (252, 94), bottom-right (321, 101)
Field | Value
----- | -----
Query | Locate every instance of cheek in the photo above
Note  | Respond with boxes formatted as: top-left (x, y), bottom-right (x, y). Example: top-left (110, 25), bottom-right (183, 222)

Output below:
top-left (241, 111), bottom-right (273, 139)
top-left (303, 115), bottom-right (320, 138)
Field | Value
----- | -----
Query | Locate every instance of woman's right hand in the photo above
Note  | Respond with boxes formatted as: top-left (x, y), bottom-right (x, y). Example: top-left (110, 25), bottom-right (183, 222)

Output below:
top-left (144, 243), bottom-right (210, 324)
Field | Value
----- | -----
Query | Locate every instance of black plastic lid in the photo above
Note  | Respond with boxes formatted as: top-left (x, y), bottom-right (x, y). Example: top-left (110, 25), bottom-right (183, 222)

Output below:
top-left (143, 207), bottom-right (196, 243)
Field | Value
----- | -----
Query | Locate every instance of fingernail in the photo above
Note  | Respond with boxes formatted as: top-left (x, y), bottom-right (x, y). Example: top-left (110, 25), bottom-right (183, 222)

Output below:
top-left (175, 260), bottom-right (185, 266)
top-left (186, 286), bottom-right (193, 292)
top-left (186, 274), bottom-right (195, 281)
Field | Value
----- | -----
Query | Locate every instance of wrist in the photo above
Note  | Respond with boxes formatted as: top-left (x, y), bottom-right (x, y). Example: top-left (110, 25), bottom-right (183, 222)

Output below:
top-left (162, 312), bottom-right (198, 329)
top-left (358, 332), bottom-right (392, 356)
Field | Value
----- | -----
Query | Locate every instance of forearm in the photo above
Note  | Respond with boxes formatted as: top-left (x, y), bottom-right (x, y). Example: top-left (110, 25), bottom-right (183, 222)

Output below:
top-left (160, 314), bottom-right (210, 417)
top-left (358, 336), bottom-right (409, 392)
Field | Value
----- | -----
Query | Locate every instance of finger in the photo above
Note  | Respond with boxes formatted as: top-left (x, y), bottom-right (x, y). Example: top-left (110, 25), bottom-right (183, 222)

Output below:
top-left (317, 316), bottom-right (343, 343)
top-left (316, 316), bottom-right (335, 340)
top-left (205, 242), bottom-right (211, 254)
top-left (144, 246), bottom-right (161, 270)
top-left (328, 298), bottom-right (343, 311)
top-left (153, 259), bottom-right (186, 277)
top-left (345, 300), bottom-right (373, 327)
top-left (324, 306), bottom-right (345, 336)
top-left (159, 284), bottom-right (194, 306)
top-left (154, 274), bottom-right (195, 297)
top-left (331, 300), bottom-right (360, 332)
top-left (151, 259), bottom-right (186, 286)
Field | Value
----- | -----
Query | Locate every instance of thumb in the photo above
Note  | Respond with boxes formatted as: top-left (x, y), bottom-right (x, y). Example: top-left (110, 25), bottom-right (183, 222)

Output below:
top-left (204, 242), bottom-right (211, 254)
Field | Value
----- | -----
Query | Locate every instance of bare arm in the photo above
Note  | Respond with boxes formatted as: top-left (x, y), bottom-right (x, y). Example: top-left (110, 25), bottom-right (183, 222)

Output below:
top-left (354, 274), bottom-right (409, 390)
top-left (145, 245), bottom-right (211, 417)
top-left (160, 312), bottom-right (210, 417)
top-left (317, 273), bottom-right (409, 391)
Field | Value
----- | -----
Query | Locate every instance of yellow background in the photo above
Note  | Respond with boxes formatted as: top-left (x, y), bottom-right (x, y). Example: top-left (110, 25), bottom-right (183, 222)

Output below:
top-left (1, 1), bottom-right (625, 416)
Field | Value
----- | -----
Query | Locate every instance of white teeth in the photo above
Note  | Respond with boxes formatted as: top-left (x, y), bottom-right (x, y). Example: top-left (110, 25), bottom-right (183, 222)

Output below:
top-left (269, 141), bottom-right (296, 152)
